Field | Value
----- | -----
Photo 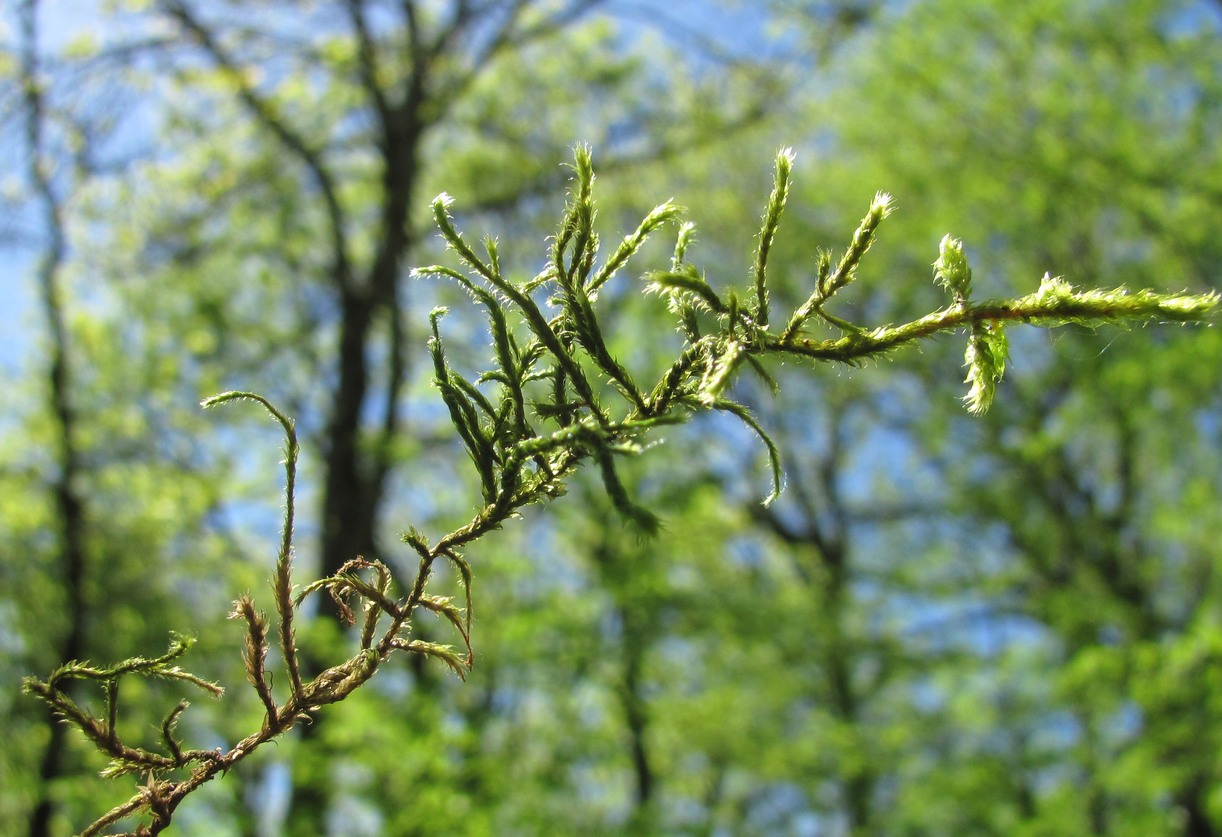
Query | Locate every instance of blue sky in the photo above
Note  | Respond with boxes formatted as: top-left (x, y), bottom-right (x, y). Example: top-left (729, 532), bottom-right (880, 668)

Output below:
top-left (0, 252), bottom-right (33, 375)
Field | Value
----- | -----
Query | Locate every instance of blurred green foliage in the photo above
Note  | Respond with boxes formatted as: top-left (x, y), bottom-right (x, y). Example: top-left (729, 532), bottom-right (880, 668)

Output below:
top-left (3, 0), bottom-right (1221, 834)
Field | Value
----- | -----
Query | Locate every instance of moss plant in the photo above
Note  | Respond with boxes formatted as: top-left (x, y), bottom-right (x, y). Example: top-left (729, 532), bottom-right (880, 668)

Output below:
top-left (24, 146), bottom-right (1218, 836)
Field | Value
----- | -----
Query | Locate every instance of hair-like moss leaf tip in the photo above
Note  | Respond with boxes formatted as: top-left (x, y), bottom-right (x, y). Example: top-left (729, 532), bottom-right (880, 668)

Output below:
top-left (934, 235), bottom-right (972, 297)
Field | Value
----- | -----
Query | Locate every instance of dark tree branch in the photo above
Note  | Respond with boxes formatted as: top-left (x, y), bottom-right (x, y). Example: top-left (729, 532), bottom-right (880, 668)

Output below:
top-left (345, 0), bottom-right (392, 126)
top-left (158, 0), bottom-right (356, 295)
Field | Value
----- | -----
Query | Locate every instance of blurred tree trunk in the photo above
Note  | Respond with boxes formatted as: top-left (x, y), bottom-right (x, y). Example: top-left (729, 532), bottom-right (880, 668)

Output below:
top-left (753, 408), bottom-right (879, 834)
top-left (591, 536), bottom-right (659, 828)
top-left (19, 2), bottom-right (91, 833)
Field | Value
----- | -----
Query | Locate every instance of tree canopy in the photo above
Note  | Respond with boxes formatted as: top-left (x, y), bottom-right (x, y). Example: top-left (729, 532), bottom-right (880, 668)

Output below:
top-left (3, 1), bottom-right (1221, 835)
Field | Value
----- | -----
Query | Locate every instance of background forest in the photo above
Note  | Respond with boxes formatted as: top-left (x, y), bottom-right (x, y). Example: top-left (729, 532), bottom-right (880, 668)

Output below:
top-left (3, 0), bottom-right (1221, 835)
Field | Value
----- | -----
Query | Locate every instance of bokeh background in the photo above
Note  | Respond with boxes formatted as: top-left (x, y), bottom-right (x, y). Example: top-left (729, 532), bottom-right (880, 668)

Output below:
top-left (3, 1), bottom-right (1222, 834)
